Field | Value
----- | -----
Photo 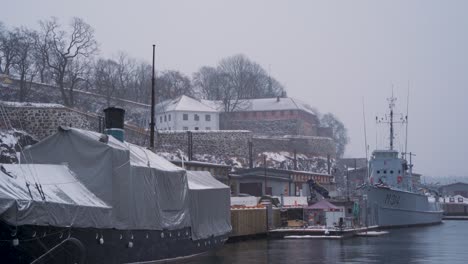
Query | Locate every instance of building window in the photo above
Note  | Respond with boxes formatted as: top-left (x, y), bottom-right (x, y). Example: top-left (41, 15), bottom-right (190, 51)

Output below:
top-left (194, 127), bottom-right (199, 130)
top-left (183, 114), bottom-right (188, 120)
top-left (164, 115), bottom-right (167, 122)
top-left (290, 110), bottom-right (294, 115)
top-left (194, 114), bottom-right (200, 121)
top-left (160, 116), bottom-right (162, 123)
top-left (205, 127), bottom-right (211, 130)
top-left (183, 126), bottom-right (189, 130)
top-left (281, 110), bottom-right (285, 116)
top-left (263, 112), bottom-right (267, 117)
top-left (168, 114), bottom-right (171, 121)
top-left (205, 114), bottom-right (211, 121)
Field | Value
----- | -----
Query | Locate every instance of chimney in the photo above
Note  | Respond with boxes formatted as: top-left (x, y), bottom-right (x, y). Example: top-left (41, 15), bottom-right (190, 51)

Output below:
top-left (103, 107), bottom-right (126, 142)
top-left (277, 96), bottom-right (280, 102)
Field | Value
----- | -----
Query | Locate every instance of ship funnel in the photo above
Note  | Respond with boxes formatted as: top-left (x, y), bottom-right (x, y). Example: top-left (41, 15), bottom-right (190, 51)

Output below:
top-left (103, 107), bottom-right (125, 142)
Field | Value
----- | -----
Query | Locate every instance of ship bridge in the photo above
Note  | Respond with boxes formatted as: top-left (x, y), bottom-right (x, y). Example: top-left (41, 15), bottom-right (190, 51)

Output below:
top-left (369, 149), bottom-right (412, 191)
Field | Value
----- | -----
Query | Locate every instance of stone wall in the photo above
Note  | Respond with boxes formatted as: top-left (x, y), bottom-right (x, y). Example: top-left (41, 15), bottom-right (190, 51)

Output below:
top-left (222, 118), bottom-right (319, 137)
top-left (155, 130), bottom-right (253, 159)
top-left (0, 79), bottom-right (151, 127)
top-left (252, 135), bottom-right (336, 158)
top-left (0, 102), bottom-right (95, 139)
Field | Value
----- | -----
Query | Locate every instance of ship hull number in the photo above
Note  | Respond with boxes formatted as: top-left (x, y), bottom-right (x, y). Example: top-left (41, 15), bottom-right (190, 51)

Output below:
top-left (384, 194), bottom-right (401, 206)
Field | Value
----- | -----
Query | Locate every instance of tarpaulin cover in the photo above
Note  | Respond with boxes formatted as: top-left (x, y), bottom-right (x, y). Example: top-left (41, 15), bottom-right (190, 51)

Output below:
top-left (186, 171), bottom-right (232, 240)
top-left (3, 127), bottom-right (192, 231)
top-left (0, 164), bottom-right (112, 228)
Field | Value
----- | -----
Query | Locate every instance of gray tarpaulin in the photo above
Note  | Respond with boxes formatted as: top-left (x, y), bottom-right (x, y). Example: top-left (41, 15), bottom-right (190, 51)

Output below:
top-left (6, 127), bottom-right (191, 231)
top-left (0, 164), bottom-right (112, 228)
top-left (186, 171), bottom-right (232, 240)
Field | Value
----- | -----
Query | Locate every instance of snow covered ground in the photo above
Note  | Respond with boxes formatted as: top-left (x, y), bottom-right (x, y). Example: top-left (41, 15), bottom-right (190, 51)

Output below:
top-left (157, 149), bottom-right (332, 174)
top-left (0, 129), bottom-right (37, 163)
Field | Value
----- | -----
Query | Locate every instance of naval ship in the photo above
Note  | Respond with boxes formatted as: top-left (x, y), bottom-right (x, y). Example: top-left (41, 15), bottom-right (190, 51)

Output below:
top-left (362, 96), bottom-right (443, 228)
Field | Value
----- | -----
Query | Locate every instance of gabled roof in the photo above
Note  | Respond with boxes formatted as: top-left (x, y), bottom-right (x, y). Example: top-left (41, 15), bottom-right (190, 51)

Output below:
top-left (307, 199), bottom-right (340, 210)
top-left (155, 95), bottom-right (218, 113)
top-left (202, 97), bottom-right (317, 116)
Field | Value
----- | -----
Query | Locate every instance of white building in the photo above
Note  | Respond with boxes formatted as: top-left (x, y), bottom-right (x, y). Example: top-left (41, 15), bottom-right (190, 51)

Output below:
top-left (155, 95), bottom-right (219, 131)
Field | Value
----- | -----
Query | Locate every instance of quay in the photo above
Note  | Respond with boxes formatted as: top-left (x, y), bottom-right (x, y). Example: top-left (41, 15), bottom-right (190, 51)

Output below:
top-left (228, 206), bottom-right (384, 241)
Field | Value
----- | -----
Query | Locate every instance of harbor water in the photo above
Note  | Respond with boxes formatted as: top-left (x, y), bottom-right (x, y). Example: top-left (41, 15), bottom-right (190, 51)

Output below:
top-left (186, 220), bottom-right (467, 264)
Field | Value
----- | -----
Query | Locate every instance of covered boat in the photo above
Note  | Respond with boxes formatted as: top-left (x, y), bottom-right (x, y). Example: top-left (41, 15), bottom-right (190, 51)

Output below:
top-left (0, 126), bottom-right (231, 263)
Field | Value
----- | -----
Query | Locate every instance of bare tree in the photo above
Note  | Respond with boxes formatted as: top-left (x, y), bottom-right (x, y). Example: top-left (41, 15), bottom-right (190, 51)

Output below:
top-left (12, 27), bottom-right (38, 101)
top-left (39, 17), bottom-right (98, 106)
top-left (0, 27), bottom-right (19, 75)
top-left (94, 58), bottom-right (119, 106)
top-left (193, 66), bottom-right (223, 100)
top-left (194, 54), bottom-right (287, 112)
top-left (320, 113), bottom-right (349, 158)
top-left (156, 70), bottom-right (192, 102)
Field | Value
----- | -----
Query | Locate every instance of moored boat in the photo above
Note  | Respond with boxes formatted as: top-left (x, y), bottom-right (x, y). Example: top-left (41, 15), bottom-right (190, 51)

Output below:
top-left (362, 95), bottom-right (443, 228)
top-left (0, 108), bottom-right (231, 263)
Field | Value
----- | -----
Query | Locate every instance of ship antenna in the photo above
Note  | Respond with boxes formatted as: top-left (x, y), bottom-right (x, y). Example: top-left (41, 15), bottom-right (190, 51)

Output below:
top-left (362, 98), bottom-right (369, 180)
top-left (150, 44), bottom-right (156, 148)
top-left (387, 89), bottom-right (397, 150)
top-left (404, 82), bottom-right (410, 160)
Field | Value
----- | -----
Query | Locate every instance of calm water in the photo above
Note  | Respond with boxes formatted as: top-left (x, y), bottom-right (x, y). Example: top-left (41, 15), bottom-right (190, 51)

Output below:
top-left (187, 221), bottom-right (467, 264)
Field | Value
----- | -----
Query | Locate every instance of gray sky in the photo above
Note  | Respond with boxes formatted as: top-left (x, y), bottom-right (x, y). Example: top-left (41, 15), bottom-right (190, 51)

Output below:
top-left (3, 0), bottom-right (468, 177)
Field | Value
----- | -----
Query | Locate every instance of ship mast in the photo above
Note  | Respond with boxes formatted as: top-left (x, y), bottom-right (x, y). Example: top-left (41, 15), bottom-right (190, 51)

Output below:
top-left (150, 45), bottom-right (156, 148)
top-left (387, 93), bottom-right (396, 150)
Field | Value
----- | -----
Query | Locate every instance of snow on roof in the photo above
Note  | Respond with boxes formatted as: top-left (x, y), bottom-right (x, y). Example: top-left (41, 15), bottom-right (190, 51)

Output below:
top-left (186, 170), bottom-right (229, 190)
top-left (202, 97), bottom-right (317, 116)
top-left (155, 95), bottom-right (218, 113)
top-left (0, 163), bottom-right (110, 208)
top-left (0, 101), bottom-right (65, 108)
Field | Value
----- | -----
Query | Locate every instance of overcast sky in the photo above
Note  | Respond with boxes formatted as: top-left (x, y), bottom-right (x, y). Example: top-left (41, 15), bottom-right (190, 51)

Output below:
top-left (2, 0), bottom-right (468, 177)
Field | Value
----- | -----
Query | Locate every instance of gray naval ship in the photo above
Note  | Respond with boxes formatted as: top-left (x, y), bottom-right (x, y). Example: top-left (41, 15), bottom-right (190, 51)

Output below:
top-left (362, 96), bottom-right (443, 228)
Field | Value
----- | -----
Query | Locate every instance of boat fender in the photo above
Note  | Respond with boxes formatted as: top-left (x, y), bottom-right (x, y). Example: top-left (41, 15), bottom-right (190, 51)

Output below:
top-left (128, 241), bottom-right (133, 248)
top-left (12, 238), bottom-right (19, 247)
top-left (99, 238), bottom-right (104, 245)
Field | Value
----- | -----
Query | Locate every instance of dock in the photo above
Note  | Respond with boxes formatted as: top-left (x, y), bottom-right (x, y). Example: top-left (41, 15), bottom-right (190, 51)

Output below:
top-left (268, 226), bottom-right (382, 239)
top-left (443, 216), bottom-right (468, 220)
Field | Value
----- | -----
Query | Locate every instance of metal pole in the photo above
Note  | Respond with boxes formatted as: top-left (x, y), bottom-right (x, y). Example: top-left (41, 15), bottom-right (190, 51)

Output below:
top-left (346, 167), bottom-right (350, 201)
top-left (150, 44), bottom-right (156, 148)
top-left (264, 155), bottom-right (267, 195)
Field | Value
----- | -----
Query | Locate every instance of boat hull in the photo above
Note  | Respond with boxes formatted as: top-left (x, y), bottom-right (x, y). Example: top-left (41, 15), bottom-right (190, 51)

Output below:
top-left (0, 222), bottom-right (228, 264)
top-left (363, 186), bottom-right (443, 228)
